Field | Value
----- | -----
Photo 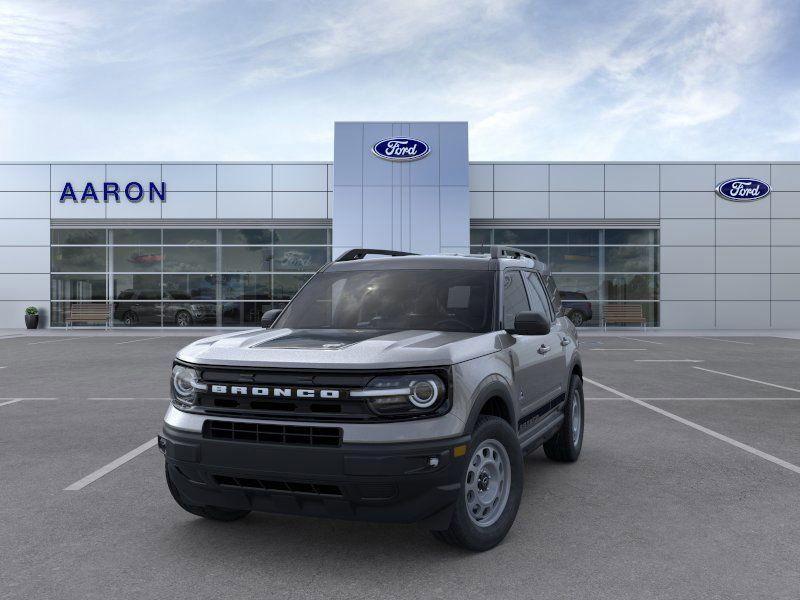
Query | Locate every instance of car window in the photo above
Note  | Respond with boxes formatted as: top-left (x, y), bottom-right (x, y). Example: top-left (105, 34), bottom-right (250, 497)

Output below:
top-left (523, 271), bottom-right (552, 320)
top-left (545, 275), bottom-right (562, 314)
top-left (502, 271), bottom-right (530, 328)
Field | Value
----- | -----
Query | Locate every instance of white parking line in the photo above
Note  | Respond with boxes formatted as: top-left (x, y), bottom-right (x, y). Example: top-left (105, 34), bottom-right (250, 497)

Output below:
top-left (28, 337), bottom-right (94, 345)
top-left (693, 367), bottom-right (800, 393)
top-left (87, 397), bottom-right (170, 401)
top-left (64, 438), bottom-right (158, 491)
top-left (619, 336), bottom-right (663, 345)
top-left (695, 337), bottom-right (753, 345)
top-left (0, 398), bottom-right (58, 406)
top-left (584, 377), bottom-right (800, 475)
top-left (635, 359), bottom-right (704, 363)
top-left (588, 348), bottom-right (647, 351)
top-left (115, 337), bottom-right (162, 345)
top-left (0, 399), bottom-right (23, 407)
top-left (0, 366), bottom-right (7, 369)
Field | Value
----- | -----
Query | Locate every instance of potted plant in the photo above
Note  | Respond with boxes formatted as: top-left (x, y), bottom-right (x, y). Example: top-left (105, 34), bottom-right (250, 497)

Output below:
top-left (24, 306), bottom-right (39, 330)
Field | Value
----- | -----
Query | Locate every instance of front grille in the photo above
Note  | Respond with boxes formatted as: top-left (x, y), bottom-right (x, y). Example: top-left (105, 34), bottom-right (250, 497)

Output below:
top-left (204, 420), bottom-right (342, 447)
top-left (213, 475), bottom-right (343, 497)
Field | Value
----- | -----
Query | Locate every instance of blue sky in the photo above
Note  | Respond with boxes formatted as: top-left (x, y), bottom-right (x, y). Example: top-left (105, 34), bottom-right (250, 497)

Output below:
top-left (1, 0), bottom-right (798, 161)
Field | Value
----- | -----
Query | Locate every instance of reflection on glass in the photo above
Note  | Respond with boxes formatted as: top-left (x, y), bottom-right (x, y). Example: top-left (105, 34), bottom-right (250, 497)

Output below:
top-left (221, 247), bottom-right (273, 272)
top-left (221, 301), bottom-right (282, 326)
top-left (163, 274), bottom-right (217, 300)
top-left (51, 275), bottom-right (107, 300)
top-left (604, 247), bottom-right (658, 272)
top-left (272, 274), bottom-right (310, 300)
top-left (551, 275), bottom-right (600, 300)
top-left (163, 302), bottom-right (218, 327)
top-left (162, 247), bottom-right (216, 272)
top-left (221, 229), bottom-right (271, 245)
top-left (494, 229), bottom-right (547, 245)
top-left (470, 229), bottom-right (491, 245)
top-left (112, 301), bottom-right (162, 326)
top-left (273, 247), bottom-right (327, 272)
top-left (51, 229), bottom-right (106, 245)
top-left (220, 274), bottom-right (271, 299)
top-left (163, 229), bottom-right (217, 245)
top-left (113, 246), bottom-right (163, 272)
top-left (603, 275), bottom-right (658, 301)
top-left (273, 229), bottom-right (327, 245)
top-left (112, 229), bottom-right (161, 245)
top-left (604, 229), bottom-right (659, 245)
top-left (548, 247), bottom-right (599, 272)
top-left (51, 247), bottom-right (106, 272)
top-left (550, 229), bottom-right (599, 245)
top-left (114, 274), bottom-right (160, 300)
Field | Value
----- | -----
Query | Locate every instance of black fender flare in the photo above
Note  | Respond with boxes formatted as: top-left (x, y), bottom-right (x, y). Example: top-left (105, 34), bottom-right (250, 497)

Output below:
top-left (464, 377), bottom-right (517, 433)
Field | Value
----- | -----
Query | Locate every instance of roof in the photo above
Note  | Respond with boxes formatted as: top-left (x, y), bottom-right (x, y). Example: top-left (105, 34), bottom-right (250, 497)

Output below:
top-left (324, 252), bottom-right (542, 272)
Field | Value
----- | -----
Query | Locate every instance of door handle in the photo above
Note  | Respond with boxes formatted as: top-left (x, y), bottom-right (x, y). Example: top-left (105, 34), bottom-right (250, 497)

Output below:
top-left (560, 337), bottom-right (570, 347)
top-left (538, 344), bottom-right (551, 355)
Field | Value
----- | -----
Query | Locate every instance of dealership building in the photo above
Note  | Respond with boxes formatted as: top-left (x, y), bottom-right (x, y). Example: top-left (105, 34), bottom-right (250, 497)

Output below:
top-left (1, 121), bottom-right (799, 330)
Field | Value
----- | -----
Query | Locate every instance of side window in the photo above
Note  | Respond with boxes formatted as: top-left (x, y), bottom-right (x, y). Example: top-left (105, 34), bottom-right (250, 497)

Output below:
top-left (522, 271), bottom-right (551, 320)
top-left (502, 271), bottom-right (531, 328)
top-left (546, 275), bottom-right (562, 315)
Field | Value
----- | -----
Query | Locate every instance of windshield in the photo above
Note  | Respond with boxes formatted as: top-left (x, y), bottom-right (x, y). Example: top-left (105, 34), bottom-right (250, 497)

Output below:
top-left (274, 269), bottom-right (496, 333)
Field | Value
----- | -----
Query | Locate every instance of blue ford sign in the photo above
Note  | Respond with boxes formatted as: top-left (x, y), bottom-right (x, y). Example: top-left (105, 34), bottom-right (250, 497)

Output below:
top-left (372, 137), bottom-right (430, 162)
top-left (716, 178), bottom-right (770, 202)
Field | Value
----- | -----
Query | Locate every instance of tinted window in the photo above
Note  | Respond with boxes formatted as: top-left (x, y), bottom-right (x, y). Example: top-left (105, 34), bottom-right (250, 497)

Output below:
top-left (275, 270), bottom-right (495, 333)
top-left (502, 271), bottom-right (530, 328)
top-left (523, 272), bottom-right (551, 319)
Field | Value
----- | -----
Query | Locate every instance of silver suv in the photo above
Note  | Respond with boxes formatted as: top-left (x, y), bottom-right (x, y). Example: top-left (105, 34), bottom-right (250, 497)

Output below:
top-left (160, 247), bottom-right (584, 551)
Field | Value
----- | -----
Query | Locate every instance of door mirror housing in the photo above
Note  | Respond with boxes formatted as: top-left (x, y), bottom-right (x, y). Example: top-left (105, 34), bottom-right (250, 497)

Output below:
top-left (261, 308), bottom-right (282, 328)
top-left (509, 311), bottom-right (550, 335)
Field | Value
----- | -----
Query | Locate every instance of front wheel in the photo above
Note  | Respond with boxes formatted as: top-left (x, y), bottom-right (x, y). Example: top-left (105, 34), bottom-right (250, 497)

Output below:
top-left (543, 373), bottom-right (584, 462)
top-left (175, 311), bottom-right (193, 327)
top-left (569, 311), bottom-right (585, 327)
top-left (431, 416), bottom-right (523, 551)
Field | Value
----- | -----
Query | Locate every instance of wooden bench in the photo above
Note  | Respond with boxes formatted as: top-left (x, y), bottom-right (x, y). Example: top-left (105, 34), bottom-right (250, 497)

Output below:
top-left (602, 303), bottom-right (647, 331)
top-left (66, 303), bottom-right (111, 329)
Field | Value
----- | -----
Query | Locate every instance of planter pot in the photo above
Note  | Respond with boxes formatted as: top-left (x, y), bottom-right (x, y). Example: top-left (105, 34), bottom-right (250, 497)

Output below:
top-left (25, 314), bottom-right (39, 330)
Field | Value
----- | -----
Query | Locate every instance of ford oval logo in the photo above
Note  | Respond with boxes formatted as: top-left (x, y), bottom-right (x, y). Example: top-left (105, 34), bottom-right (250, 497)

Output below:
top-left (372, 137), bottom-right (430, 162)
top-left (716, 178), bottom-right (771, 202)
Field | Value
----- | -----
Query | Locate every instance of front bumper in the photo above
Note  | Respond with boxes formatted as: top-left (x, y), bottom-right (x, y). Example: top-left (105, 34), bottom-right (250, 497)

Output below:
top-left (161, 423), bottom-right (469, 529)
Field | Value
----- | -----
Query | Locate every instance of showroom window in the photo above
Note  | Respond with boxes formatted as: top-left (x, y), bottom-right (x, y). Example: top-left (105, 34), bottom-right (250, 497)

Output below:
top-left (50, 227), bottom-right (331, 327)
top-left (471, 228), bottom-right (660, 326)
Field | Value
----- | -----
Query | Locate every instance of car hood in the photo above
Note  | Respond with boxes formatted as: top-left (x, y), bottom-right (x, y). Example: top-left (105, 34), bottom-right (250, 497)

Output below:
top-left (176, 328), bottom-right (501, 369)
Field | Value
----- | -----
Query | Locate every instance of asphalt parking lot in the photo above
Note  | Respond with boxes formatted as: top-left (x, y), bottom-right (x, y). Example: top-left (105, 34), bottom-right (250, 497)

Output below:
top-left (1, 332), bottom-right (799, 599)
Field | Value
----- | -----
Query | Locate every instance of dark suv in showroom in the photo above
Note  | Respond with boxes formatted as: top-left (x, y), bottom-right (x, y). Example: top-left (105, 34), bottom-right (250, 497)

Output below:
top-left (114, 290), bottom-right (217, 327)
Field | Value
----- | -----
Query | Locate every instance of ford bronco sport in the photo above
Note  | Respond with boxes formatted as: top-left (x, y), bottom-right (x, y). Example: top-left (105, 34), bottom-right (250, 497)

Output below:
top-left (161, 246), bottom-right (584, 551)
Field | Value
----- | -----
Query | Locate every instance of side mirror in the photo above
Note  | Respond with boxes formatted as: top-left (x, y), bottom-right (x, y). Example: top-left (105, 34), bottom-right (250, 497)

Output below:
top-left (261, 308), bottom-right (282, 328)
top-left (509, 311), bottom-right (550, 335)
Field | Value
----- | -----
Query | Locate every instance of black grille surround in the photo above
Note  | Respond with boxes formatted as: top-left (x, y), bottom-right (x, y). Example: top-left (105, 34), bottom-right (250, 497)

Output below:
top-left (182, 364), bottom-right (452, 422)
top-left (204, 420), bottom-right (342, 447)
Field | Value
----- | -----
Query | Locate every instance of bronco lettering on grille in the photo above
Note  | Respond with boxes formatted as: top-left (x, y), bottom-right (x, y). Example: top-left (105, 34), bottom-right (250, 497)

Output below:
top-left (209, 385), bottom-right (341, 399)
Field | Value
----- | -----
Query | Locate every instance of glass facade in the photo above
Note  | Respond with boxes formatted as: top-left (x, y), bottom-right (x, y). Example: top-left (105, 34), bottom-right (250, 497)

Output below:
top-left (471, 228), bottom-right (660, 326)
top-left (50, 227), bottom-right (331, 327)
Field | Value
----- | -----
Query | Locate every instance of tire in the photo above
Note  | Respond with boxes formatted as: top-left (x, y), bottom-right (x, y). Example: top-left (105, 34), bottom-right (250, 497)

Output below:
top-left (165, 463), bottom-right (250, 522)
top-left (122, 311), bottom-right (137, 326)
top-left (569, 311), bottom-right (585, 327)
top-left (175, 311), bottom-right (193, 327)
top-left (543, 373), bottom-right (584, 462)
top-left (431, 416), bottom-right (523, 551)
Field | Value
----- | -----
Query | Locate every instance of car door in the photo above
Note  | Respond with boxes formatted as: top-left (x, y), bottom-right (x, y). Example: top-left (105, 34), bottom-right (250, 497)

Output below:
top-left (522, 270), bottom-right (566, 406)
top-left (501, 270), bottom-right (558, 418)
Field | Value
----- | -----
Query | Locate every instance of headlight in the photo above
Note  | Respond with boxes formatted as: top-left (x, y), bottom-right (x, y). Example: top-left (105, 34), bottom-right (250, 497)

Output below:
top-left (170, 365), bottom-right (206, 408)
top-left (351, 373), bottom-right (447, 417)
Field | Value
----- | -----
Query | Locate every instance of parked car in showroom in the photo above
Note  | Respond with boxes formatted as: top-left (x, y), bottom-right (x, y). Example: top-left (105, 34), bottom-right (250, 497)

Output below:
top-left (160, 247), bottom-right (584, 551)
top-left (558, 290), bottom-right (593, 327)
top-left (114, 290), bottom-right (217, 327)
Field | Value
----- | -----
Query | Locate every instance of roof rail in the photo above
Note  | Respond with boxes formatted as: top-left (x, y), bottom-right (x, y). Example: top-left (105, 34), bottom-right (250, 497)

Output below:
top-left (335, 248), bottom-right (418, 262)
top-left (489, 245), bottom-right (538, 261)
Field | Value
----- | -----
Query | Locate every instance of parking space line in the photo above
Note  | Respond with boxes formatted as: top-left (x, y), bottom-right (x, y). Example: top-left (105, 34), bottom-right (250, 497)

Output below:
top-left (587, 348), bottom-right (647, 351)
top-left (635, 359), bottom-right (703, 363)
top-left (87, 397), bottom-right (170, 401)
top-left (28, 337), bottom-right (94, 345)
top-left (584, 377), bottom-right (800, 475)
top-left (0, 398), bottom-right (58, 406)
top-left (0, 399), bottom-right (23, 408)
top-left (695, 337), bottom-right (753, 345)
top-left (115, 337), bottom-right (162, 345)
top-left (619, 337), bottom-right (663, 345)
top-left (638, 397), bottom-right (800, 400)
top-left (693, 367), bottom-right (800, 393)
top-left (64, 438), bottom-right (158, 491)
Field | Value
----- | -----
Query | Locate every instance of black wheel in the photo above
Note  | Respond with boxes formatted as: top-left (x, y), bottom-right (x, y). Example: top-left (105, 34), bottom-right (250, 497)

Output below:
top-left (569, 311), bottom-right (585, 327)
top-left (121, 311), bottom-right (137, 326)
top-left (431, 416), bottom-right (523, 551)
top-left (165, 463), bottom-right (250, 522)
top-left (543, 373), bottom-right (584, 462)
top-left (175, 311), bottom-right (193, 327)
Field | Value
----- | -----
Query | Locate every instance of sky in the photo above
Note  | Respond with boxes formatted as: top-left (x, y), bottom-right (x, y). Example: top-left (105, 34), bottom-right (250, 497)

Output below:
top-left (0, 0), bottom-right (799, 162)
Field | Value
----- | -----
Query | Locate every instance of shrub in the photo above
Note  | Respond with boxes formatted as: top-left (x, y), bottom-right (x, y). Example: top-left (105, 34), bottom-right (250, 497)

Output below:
top-left (25, 306), bottom-right (38, 315)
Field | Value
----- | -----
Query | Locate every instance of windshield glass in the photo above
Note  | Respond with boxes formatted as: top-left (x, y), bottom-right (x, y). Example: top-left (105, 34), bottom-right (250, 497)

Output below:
top-left (274, 269), bottom-right (496, 333)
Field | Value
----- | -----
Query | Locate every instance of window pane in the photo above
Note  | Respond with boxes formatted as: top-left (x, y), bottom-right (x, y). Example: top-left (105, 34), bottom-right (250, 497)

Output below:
top-left (163, 247), bottom-right (216, 272)
top-left (273, 247), bottom-right (328, 272)
top-left (221, 247), bottom-right (273, 272)
top-left (604, 247), bottom-right (658, 272)
top-left (470, 229), bottom-right (491, 245)
top-left (163, 274), bottom-right (217, 300)
top-left (112, 302), bottom-right (163, 327)
top-left (604, 229), bottom-right (659, 245)
top-left (502, 271), bottom-right (530, 328)
top-left (221, 301), bottom-right (282, 326)
top-left (548, 247), bottom-right (599, 272)
top-left (552, 274), bottom-right (600, 300)
top-left (220, 274), bottom-right (271, 300)
top-left (494, 228), bottom-right (547, 245)
top-left (163, 229), bottom-right (216, 245)
top-left (113, 246), bottom-right (163, 272)
top-left (603, 275), bottom-right (659, 301)
top-left (220, 229), bottom-right (272, 245)
top-left (112, 229), bottom-right (161, 245)
top-left (113, 275), bottom-right (161, 300)
top-left (273, 274), bottom-right (310, 300)
top-left (51, 229), bottom-right (106, 245)
top-left (522, 272), bottom-right (549, 317)
top-left (51, 274), bottom-right (107, 300)
top-left (51, 247), bottom-right (107, 272)
top-left (163, 302), bottom-right (217, 327)
top-left (562, 301), bottom-right (599, 327)
top-left (273, 229), bottom-right (328, 245)
top-left (550, 229), bottom-right (599, 245)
